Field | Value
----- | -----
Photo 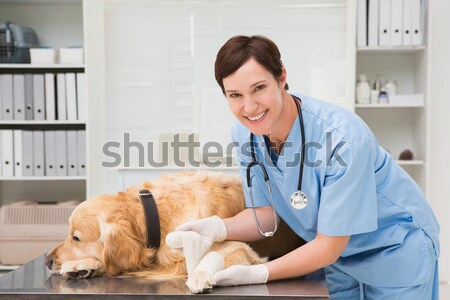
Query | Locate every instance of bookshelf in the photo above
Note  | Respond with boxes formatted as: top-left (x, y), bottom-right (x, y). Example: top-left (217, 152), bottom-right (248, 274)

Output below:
top-left (0, 2), bottom-right (86, 206)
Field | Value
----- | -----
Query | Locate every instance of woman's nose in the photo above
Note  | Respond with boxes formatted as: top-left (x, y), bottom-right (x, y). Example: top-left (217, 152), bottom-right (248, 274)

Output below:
top-left (243, 96), bottom-right (258, 114)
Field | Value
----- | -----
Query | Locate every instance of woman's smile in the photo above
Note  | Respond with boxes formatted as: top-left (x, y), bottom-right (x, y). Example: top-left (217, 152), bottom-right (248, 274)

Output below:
top-left (246, 109), bottom-right (268, 122)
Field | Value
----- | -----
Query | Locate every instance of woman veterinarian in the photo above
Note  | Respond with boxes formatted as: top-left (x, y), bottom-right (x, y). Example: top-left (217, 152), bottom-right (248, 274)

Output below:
top-left (175, 35), bottom-right (440, 300)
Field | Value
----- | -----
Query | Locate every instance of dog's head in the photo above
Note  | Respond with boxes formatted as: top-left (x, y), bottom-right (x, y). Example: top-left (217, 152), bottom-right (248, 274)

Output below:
top-left (45, 190), bottom-right (159, 278)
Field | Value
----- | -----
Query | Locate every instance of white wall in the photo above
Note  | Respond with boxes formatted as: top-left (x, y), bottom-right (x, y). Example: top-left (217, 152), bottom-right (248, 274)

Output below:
top-left (428, 0), bottom-right (450, 282)
top-left (85, 0), bottom-right (352, 196)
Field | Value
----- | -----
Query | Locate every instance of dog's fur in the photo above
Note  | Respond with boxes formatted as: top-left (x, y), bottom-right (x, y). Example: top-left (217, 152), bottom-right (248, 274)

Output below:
top-left (45, 171), bottom-right (303, 292)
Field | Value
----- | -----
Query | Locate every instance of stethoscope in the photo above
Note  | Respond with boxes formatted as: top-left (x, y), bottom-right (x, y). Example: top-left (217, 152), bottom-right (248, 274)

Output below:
top-left (247, 95), bottom-right (307, 237)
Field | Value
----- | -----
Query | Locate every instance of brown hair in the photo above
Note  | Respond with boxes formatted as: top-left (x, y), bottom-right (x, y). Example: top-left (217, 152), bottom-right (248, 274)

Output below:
top-left (214, 35), bottom-right (289, 94)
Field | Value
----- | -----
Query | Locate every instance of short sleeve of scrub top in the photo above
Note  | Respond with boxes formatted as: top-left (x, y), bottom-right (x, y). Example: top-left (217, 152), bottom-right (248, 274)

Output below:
top-left (232, 124), bottom-right (271, 208)
top-left (318, 140), bottom-right (378, 236)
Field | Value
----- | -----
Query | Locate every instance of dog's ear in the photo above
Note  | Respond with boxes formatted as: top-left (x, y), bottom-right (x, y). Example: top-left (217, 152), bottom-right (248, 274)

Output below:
top-left (100, 217), bottom-right (146, 277)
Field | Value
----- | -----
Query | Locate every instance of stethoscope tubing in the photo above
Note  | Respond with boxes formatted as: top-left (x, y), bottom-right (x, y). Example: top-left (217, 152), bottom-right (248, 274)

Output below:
top-left (246, 94), bottom-right (306, 236)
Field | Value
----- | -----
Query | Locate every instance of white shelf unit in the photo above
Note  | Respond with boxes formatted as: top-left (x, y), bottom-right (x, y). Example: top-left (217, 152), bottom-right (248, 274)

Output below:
top-left (0, 1), bottom-right (87, 207)
top-left (0, 64), bottom-right (85, 69)
top-left (354, 7), bottom-right (429, 194)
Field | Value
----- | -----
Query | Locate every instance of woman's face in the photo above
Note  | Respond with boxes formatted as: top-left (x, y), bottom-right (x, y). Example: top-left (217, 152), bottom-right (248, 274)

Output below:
top-left (223, 57), bottom-right (287, 136)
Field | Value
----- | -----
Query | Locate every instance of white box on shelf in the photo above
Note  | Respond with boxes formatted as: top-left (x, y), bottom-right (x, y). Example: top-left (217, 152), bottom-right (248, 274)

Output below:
top-left (0, 200), bottom-right (80, 265)
top-left (29, 48), bottom-right (58, 65)
top-left (59, 48), bottom-right (84, 64)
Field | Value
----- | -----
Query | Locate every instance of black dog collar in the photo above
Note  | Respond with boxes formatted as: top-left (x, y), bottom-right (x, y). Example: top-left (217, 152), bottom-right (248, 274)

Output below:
top-left (138, 189), bottom-right (161, 249)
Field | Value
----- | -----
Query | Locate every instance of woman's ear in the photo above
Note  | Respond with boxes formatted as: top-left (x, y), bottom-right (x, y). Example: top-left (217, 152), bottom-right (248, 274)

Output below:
top-left (279, 66), bottom-right (287, 89)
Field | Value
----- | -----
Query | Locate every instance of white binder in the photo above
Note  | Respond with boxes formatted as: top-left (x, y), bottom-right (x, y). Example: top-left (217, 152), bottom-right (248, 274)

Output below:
top-left (44, 130), bottom-right (57, 176)
top-left (379, 0), bottom-right (391, 46)
top-left (77, 130), bottom-right (86, 176)
top-left (13, 130), bottom-right (23, 177)
top-left (56, 73), bottom-right (67, 121)
top-left (368, 0), bottom-right (380, 46)
top-left (45, 73), bottom-right (56, 121)
top-left (390, 0), bottom-right (402, 46)
top-left (402, 0), bottom-right (413, 46)
top-left (66, 73), bottom-right (77, 121)
top-left (33, 130), bottom-right (45, 176)
top-left (22, 130), bottom-right (33, 176)
top-left (1, 130), bottom-right (14, 177)
top-left (55, 130), bottom-right (67, 176)
top-left (67, 130), bottom-right (78, 176)
top-left (76, 73), bottom-right (86, 122)
top-left (357, 0), bottom-right (368, 47)
top-left (13, 75), bottom-right (26, 121)
top-left (24, 74), bottom-right (34, 120)
top-left (1, 74), bottom-right (14, 121)
top-left (411, 0), bottom-right (423, 45)
top-left (33, 74), bottom-right (46, 120)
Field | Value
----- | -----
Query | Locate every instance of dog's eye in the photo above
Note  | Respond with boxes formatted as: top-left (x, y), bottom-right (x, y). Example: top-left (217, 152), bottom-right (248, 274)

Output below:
top-left (72, 235), bottom-right (80, 242)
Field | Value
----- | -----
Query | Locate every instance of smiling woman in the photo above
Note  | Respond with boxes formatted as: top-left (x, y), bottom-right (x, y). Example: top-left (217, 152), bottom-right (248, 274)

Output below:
top-left (171, 35), bottom-right (441, 300)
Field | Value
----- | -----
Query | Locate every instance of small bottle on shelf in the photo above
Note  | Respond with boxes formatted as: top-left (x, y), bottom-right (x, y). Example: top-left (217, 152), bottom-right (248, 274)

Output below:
top-left (356, 74), bottom-right (371, 104)
top-left (385, 80), bottom-right (397, 97)
top-left (378, 87), bottom-right (389, 104)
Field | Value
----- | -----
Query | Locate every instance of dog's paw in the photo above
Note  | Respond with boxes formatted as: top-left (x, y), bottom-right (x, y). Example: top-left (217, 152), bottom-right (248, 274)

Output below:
top-left (63, 269), bottom-right (96, 279)
top-left (165, 231), bottom-right (185, 253)
top-left (166, 231), bottom-right (203, 255)
top-left (186, 270), bottom-right (216, 294)
top-left (60, 259), bottom-right (103, 279)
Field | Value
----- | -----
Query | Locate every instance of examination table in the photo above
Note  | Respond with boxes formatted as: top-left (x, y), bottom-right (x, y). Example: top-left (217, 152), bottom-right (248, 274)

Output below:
top-left (0, 255), bottom-right (329, 299)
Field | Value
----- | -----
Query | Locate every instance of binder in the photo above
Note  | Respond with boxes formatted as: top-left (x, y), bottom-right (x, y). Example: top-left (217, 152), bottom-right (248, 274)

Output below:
top-left (56, 73), bottom-right (67, 121)
top-left (390, 0), bottom-right (402, 46)
top-left (44, 130), bottom-right (57, 176)
top-left (411, 0), bottom-right (423, 45)
top-left (33, 130), bottom-right (45, 176)
top-left (45, 73), bottom-right (56, 121)
top-left (77, 130), bottom-right (86, 176)
top-left (67, 130), bottom-right (78, 176)
top-left (1, 74), bottom-right (14, 121)
top-left (357, 0), bottom-right (368, 47)
top-left (13, 130), bottom-right (23, 177)
top-left (1, 129), bottom-right (14, 177)
top-left (76, 73), bottom-right (86, 122)
top-left (13, 74), bottom-right (26, 121)
top-left (402, 0), bottom-right (413, 46)
top-left (379, 0), bottom-right (391, 46)
top-left (55, 130), bottom-right (67, 176)
top-left (22, 130), bottom-right (34, 176)
top-left (33, 74), bottom-right (46, 120)
top-left (368, 0), bottom-right (380, 46)
top-left (66, 73), bottom-right (77, 121)
top-left (24, 74), bottom-right (34, 120)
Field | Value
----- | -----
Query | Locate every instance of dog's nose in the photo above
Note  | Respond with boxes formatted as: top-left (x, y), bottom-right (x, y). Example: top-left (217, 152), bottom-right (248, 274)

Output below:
top-left (44, 255), bottom-right (54, 270)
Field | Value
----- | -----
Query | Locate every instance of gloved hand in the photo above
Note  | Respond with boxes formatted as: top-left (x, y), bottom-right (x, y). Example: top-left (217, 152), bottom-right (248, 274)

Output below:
top-left (213, 264), bottom-right (269, 286)
top-left (175, 215), bottom-right (227, 244)
top-left (166, 216), bottom-right (227, 273)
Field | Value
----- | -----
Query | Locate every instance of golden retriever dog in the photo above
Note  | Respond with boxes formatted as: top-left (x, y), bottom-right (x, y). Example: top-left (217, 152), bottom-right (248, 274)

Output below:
top-left (45, 171), bottom-right (303, 293)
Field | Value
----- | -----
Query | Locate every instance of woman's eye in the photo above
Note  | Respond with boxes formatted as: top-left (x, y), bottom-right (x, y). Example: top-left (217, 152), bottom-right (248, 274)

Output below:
top-left (72, 236), bottom-right (80, 242)
top-left (255, 85), bottom-right (265, 92)
top-left (229, 93), bottom-right (241, 98)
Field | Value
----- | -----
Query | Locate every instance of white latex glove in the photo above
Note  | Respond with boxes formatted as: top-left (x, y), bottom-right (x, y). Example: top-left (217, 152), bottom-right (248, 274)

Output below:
top-left (175, 215), bottom-right (227, 243)
top-left (213, 264), bottom-right (269, 286)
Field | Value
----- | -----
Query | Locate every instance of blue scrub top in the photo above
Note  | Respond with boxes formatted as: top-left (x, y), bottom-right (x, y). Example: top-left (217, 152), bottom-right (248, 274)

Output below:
top-left (232, 93), bottom-right (440, 288)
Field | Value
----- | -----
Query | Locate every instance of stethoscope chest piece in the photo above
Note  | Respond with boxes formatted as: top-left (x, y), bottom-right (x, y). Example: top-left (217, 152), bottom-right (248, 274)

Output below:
top-left (290, 191), bottom-right (308, 209)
